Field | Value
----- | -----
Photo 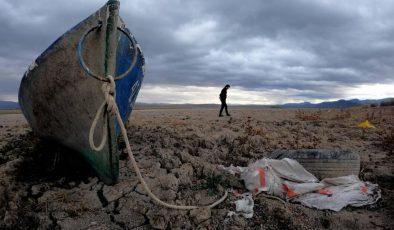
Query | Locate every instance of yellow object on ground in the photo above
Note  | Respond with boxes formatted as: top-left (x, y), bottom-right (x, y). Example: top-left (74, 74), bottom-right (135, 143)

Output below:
top-left (357, 120), bottom-right (376, 129)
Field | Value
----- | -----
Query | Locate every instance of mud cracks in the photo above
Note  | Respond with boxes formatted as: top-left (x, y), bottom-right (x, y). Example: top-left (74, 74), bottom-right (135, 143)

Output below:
top-left (1, 108), bottom-right (394, 229)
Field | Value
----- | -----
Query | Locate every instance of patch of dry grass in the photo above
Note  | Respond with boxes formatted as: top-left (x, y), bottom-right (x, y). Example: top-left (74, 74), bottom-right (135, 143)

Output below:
top-left (295, 109), bottom-right (322, 121)
top-left (0, 109), bottom-right (21, 115)
top-left (376, 126), bottom-right (394, 155)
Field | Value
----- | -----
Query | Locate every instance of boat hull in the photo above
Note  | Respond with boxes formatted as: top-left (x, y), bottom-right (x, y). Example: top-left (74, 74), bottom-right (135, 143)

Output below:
top-left (18, 4), bottom-right (144, 184)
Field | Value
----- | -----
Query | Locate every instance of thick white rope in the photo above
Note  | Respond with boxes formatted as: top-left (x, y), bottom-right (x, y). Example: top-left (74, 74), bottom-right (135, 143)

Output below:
top-left (89, 75), bottom-right (228, 210)
top-left (89, 78), bottom-right (117, 151)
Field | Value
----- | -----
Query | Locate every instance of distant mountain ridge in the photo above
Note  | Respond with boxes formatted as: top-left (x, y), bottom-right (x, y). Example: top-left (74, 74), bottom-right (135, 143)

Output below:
top-left (0, 101), bottom-right (19, 109)
top-left (280, 98), bottom-right (393, 108)
top-left (1, 98), bottom-right (393, 109)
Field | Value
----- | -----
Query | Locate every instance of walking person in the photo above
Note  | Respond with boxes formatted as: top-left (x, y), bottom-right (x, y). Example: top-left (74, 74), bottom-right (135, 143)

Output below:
top-left (219, 84), bottom-right (231, 117)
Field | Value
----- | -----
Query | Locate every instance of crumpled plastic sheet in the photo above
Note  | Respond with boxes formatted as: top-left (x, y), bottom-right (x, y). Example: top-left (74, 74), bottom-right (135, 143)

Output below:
top-left (220, 158), bottom-right (381, 214)
top-left (292, 177), bottom-right (381, 211)
top-left (223, 192), bottom-right (255, 220)
top-left (234, 193), bottom-right (254, 218)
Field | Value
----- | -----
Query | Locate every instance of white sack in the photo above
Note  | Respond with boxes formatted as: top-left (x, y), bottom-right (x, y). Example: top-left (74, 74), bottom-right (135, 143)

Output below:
top-left (219, 158), bottom-right (381, 212)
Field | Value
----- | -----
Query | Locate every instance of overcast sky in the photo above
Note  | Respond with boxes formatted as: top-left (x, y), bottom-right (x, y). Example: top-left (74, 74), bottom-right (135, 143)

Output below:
top-left (1, 0), bottom-right (393, 104)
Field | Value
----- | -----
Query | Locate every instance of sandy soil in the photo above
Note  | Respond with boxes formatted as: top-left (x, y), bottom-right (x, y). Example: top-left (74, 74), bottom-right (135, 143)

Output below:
top-left (0, 106), bottom-right (393, 229)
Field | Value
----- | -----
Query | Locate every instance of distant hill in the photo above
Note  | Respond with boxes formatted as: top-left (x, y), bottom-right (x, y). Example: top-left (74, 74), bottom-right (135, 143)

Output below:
top-left (0, 101), bottom-right (19, 109)
top-left (135, 98), bottom-right (393, 109)
top-left (281, 98), bottom-right (393, 108)
top-left (2, 98), bottom-right (392, 110)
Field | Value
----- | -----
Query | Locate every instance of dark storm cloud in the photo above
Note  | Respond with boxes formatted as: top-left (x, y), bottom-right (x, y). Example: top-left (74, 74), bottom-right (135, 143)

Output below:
top-left (1, 0), bottom-right (394, 102)
top-left (124, 0), bottom-right (394, 96)
top-left (0, 0), bottom-right (100, 100)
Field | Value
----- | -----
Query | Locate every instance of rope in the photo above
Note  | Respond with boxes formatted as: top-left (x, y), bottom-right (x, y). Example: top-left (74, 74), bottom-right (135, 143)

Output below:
top-left (89, 75), bottom-right (228, 209)
top-left (88, 77), bottom-right (116, 151)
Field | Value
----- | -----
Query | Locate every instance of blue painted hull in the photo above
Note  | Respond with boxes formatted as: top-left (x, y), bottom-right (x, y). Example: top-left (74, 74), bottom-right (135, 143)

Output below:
top-left (18, 3), bottom-right (145, 184)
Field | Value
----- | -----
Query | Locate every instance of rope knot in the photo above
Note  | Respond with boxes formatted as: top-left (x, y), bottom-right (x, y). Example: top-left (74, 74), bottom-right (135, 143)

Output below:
top-left (101, 75), bottom-right (116, 115)
top-left (89, 75), bottom-right (117, 151)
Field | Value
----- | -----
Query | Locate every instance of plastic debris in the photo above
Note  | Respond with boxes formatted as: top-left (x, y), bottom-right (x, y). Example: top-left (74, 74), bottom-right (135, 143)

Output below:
top-left (234, 193), bottom-right (254, 218)
top-left (357, 120), bottom-right (376, 129)
top-left (293, 176), bottom-right (381, 211)
top-left (220, 158), bottom-right (381, 212)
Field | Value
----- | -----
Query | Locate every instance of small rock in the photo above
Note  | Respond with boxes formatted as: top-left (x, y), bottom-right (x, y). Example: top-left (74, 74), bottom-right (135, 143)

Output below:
top-left (79, 178), bottom-right (99, 190)
top-left (146, 209), bottom-right (169, 230)
top-left (31, 185), bottom-right (42, 196)
top-left (190, 208), bottom-right (211, 224)
top-left (102, 185), bottom-right (122, 203)
top-left (5, 158), bottom-right (23, 173)
top-left (82, 191), bottom-right (103, 210)
top-left (118, 194), bottom-right (151, 215)
top-left (159, 174), bottom-right (179, 191)
top-left (114, 211), bottom-right (146, 229)
top-left (172, 163), bottom-right (193, 186)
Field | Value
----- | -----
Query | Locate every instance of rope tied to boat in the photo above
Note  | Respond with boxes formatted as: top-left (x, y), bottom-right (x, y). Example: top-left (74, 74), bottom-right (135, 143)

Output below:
top-left (89, 75), bottom-right (228, 210)
top-left (88, 76), bottom-right (116, 151)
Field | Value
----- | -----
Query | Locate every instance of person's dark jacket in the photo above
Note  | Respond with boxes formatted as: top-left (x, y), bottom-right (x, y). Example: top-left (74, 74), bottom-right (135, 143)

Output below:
top-left (220, 87), bottom-right (227, 101)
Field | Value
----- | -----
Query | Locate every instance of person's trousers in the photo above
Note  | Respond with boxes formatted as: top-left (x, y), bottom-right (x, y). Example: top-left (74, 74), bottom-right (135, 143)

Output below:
top-left (219, 100), bottom-right (229, 115)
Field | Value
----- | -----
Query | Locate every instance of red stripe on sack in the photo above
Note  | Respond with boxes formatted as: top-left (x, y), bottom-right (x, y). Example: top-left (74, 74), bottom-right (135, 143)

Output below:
top-left (258, 168), bottom-right (266, 187)
top-left (233, 190), bottom-right (241, 197)
top-left (361, 185), bottom-right (368, 194)
top-left (282, 184), bottom-right (297, 198)
top-left (318, 188), bottom-right (332, 195)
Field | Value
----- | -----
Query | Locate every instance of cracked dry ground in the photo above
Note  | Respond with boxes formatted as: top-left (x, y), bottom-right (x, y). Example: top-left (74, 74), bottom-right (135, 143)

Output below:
top-left (1, 106), bottom-right (394, 229)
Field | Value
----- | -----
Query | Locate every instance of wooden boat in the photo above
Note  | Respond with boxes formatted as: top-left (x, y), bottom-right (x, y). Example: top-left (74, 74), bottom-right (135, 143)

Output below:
top-left (18, 0), bottom-right (145, 184)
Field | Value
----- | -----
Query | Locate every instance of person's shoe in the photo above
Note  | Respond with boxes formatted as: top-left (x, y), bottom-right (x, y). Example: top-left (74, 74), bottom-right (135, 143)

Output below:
top-left (226, 114), bottom-right (231, 116)
top-left (219, 114), bottom-right (224, 117)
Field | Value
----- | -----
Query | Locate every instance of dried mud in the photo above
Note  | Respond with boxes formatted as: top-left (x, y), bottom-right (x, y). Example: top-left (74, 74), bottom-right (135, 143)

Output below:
top-left (0, 106), bottom-right (394, 229)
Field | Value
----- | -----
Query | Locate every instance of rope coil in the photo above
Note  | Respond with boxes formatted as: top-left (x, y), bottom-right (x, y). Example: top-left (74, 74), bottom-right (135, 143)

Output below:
top-left (89, 75), bottom-right (228, 210)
